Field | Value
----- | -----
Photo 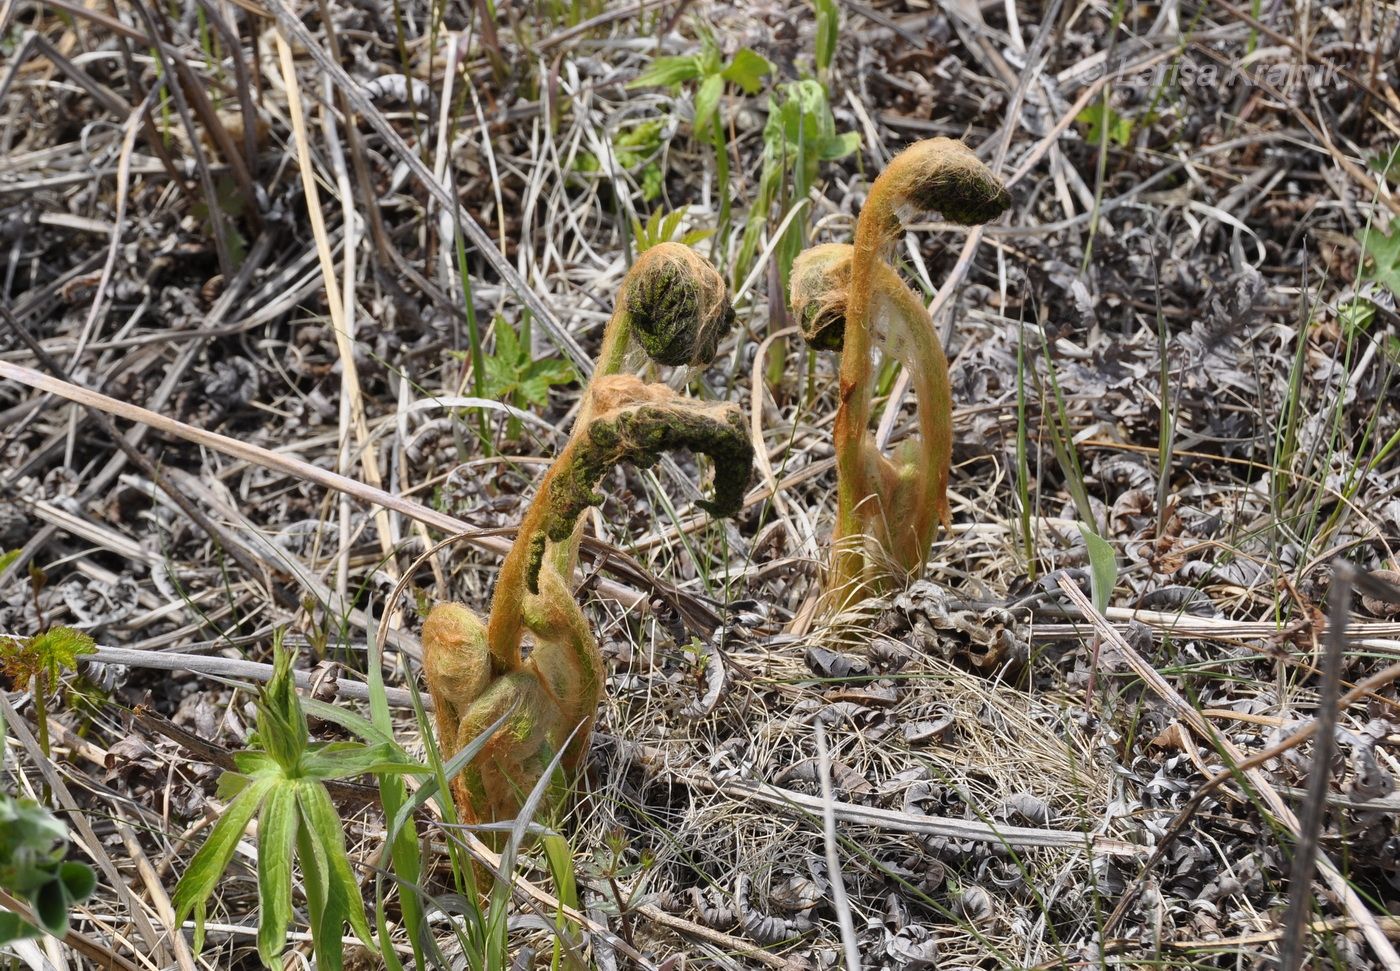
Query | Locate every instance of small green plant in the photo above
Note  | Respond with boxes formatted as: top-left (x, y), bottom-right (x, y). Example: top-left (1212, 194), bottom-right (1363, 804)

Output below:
top-left (788, 138), bottom-right (1009, 609)
top-left (1357, 222), bottom-right (1400, 296)
top-left (736, 79), bottom-right (860, 287)
top-left (575, 118), bottom-right (669, 202)
top-left (630, 29), bottom-right (771, 262)
top-left (630, 205), bottom-right (714, 255)
top-left (423, 244), bottom-right (753, 833)
top-left (171, 639), bottom-right (424, 969)
top-left (628, 33), bottom-right (771, 141)
top-left (0, 627), bottom-right (94, 760)
top-left (477, 316), bottom-right (576, 439)
top-left (0, 791), bottom-right (96, 944)
top-left (1075, 101), bottom-right (1138, 148)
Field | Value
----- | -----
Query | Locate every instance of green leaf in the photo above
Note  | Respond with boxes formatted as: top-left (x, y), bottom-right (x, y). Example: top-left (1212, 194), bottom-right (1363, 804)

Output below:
top-left (721, 48), bottom-right (771, 94)
top-left (1077, 525), bottom-right (1119, 614)
top-left (28, 627), bottom-right (94, 681)
top-left (1358, 223), bottom-right (1400, 296)
top-left (0, 550), bottom-right (20, 574)
top-left (693, 73), bottom-right (724, 137)
top-left (256, 783), bottom-right (297, 968)
top-left (812, 0), bottom-right (839, 73)
top-left (57, 861), bottom-right (95, 903)
top-left (299, 741), bottom-right (426, 781)
top-left (816, 131), bottom-right (861, 161)
top-left (628, 55), bottom-right (702, 89)
top-left (171, 773), bottom-right (277, 952)
top-left (302, 698), bottom-right (398, 748)
top-left (297, 782), bottom-right (377, 953)
top-left (1076, 101), bottom-right (1134, 148)
top-left (0, 910), bottom-right (39, 945)
top-left (1368, 144), bottom-right (1400, 182)
top-left (294, 795), bottom-right (342, 971)
top-left (257, 639), bottom-right (308, 772)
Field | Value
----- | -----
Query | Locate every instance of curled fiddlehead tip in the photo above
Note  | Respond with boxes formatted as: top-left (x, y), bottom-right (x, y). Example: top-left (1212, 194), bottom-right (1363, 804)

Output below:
top-left (526, 375), bottom-right (754, 592)
top-left (891, 137), bottom-right (1011, 226)
top-left (790, 243), bottom-right (854, 352)
top-left (623, 242), bottom-right (736, 368)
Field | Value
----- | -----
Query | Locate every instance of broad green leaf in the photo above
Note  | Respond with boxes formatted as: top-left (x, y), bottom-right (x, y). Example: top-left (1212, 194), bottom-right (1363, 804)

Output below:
top-left (297, 783), bottom-right (377, 953)
top-left (817, 131), bottom-right (861, 161)
top-left (294, 798), bottom-right (342, 971)
top-left (1076, 101), bottom-right (1134, 147)
top-left (721, 48), bottom-right (771, 94)
top-left (693, 73), bottom-right (724, 136)
top-left (1358, 224), bottom-right (1400, 296)
top-left (256, 783), bottom-right (297, 967)
top-left (171, 773), bottom-right (277, 952)
top-left (25, 627), bottom-right (95, 683)
top-left (230, 750), bottom-right (279, 777)
top-left (0, 910), bottom-right (37, 945)
top-left (628, 55), bottom-right (701, 89)
top-left (1078, 525), bottom-right (1119, 614)
top-left (299, 741), bottom-right (426, 781)
top-left (57, 862), bottom-right (95, 903)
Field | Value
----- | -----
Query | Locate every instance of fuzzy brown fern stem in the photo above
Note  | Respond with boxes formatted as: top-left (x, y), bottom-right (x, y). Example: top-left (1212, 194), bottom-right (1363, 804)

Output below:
top-left (802, 138), bottom-right (1009, 606)
top-left (422, 243), bottom-right (750, 833)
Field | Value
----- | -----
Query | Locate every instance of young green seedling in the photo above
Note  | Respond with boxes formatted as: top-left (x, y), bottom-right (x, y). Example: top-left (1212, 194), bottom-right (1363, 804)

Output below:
top-left (423, 246), bottom-right (752, 834)
top-left (790, 138), bottom-right (1009, 608)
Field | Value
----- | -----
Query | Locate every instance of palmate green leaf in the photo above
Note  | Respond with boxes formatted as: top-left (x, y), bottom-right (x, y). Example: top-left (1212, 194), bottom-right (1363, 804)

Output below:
top-left (256, 783), bottom-right (297, 968)
top-left (720, 48), bottom-right (772, 94)
top-left (298, 741), bottom-right (428, 781)
top-left (23, 627), bottom-right (94, 683)
top-left (296, 781), bottom-right (377, 953)
top-left (1358, 223), bottom-right (1400, 296)
top-left (628, 54), bottom-right (702, 89)
top-left (171, 773), bottom-right (277, 953)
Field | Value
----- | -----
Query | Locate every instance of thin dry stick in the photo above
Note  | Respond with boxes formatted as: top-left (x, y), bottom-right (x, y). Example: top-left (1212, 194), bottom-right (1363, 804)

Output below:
top-left (1055, 575), bottom-right (1400, 970)
top-left (273, 32), bottom-right (396, 576)
top-left (814, 719), bottom-right (861, 971)
top-left (1278, 561), bottom-right (1352, 971)
top-left (263, 0), bottom-right (593, 372)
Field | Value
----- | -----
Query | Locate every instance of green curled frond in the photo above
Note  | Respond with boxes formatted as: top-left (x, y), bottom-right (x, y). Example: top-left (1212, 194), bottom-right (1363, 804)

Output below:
top-left (790, 243), bottom-right (852, 352)
top-left (526, 375), bottom-right (754, 593)
top-left (622, 242), bottom-right (736, 368)
top-left (887, 137), bottom-right (1010, 227)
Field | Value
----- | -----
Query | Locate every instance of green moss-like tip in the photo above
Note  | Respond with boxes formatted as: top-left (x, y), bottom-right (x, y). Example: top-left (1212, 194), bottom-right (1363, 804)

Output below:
top-left (628, 262), bottom-right (700, 366)
top-left (798, 302), bottom-right (846, 352)
top-left (904, 165), bottom-right (1010, 226)
top-left (524, 532), bottom-right (549, 595)
top-left (625, 246), bottom-right (735, 368)
top-left (537, 404), bottom-right (754, 559)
